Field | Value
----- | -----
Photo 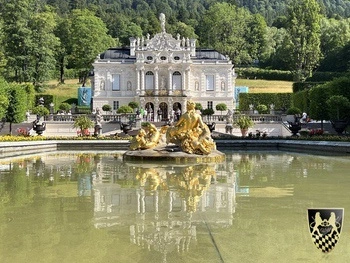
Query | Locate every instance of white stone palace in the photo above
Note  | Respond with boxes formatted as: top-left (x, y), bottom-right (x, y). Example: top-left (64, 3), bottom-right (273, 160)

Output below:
top-left (91, 13), bottom-right (236, 120)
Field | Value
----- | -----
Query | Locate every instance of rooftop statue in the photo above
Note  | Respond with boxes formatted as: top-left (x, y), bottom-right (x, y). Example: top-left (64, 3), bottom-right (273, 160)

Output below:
top-left (159, 13), bottom-right (166, 33)
top-left (166, 100), bottom-right (215, 155)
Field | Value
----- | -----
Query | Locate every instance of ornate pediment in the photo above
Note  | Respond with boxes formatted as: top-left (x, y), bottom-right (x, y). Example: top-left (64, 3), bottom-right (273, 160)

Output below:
top-left (146, 32), bottom-right (181, 51)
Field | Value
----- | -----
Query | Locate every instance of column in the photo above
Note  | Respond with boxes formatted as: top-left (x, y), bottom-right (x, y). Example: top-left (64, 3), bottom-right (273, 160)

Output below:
top-left (154, 67), bottom-right (159, 95)
top-left (140, 67), bottom-right (145, 95)
top-left (136, 69), bottom-right (140, 95)
top-left (168, 69), bottom-right (173, 95)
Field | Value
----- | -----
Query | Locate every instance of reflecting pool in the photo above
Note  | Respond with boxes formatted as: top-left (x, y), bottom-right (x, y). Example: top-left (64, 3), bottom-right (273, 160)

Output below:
top-left (0, 151), bottom-right (349, 263)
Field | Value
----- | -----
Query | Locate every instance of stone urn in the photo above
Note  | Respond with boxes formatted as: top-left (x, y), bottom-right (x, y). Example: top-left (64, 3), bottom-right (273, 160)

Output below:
top-left (205, 122), bottom-right (216, 132)
top-left (33, 117), bottom-right (46, 135)
top-left (288, 122), bottom-right (302, 136)
top-left (120, 122), bottom-right (132, 134)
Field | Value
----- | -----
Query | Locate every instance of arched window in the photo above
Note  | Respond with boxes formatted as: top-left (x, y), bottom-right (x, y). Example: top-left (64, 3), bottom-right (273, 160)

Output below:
top-left (172, 71), bottom-right (182, 90)
top-left (145, 71), bottom-right (154, 90)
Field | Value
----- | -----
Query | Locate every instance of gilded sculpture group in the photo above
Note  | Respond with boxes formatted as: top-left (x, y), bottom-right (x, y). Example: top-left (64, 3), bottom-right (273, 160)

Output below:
top-left (129, 100), bottom-right (216, 155)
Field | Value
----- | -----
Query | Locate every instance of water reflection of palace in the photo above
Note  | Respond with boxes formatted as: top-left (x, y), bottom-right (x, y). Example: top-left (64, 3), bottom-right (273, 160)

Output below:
top-left (92, 162), bottom-right (236, 260)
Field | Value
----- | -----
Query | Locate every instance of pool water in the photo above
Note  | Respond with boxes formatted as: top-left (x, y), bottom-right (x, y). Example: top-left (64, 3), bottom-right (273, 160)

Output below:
top-left (0, 151), bottom-right (349, 263)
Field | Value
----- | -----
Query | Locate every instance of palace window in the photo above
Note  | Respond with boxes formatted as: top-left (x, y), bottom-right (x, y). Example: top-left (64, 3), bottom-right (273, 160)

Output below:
top-left (113, 101), bottom-right (119, 110)
top-left (112, 74), bottom-right (120, 91)
top-left (145, 71), bottom-right (154, 90)
top-left (207, 101), bottom-right (213, 110)
top-left (172, 71), bottom-right (182, 90)
top-left (206, 75), bottom-right (215, 91)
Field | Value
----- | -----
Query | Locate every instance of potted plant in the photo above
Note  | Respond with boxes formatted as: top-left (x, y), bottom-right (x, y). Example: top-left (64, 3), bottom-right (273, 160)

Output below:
top-left (285, 106), bottom-right (302, 123)
top-left (202, 108), bottom-right (214, 122)
top-left (102, 104), bottom-right (112, 113)
top-left (326, 95), bottom-right (350, 135)
top-left (73, 115), bottom-right (94, 136)
top-left (215, 103), bottom-right (227, 121)
top-left (195, 103), bottom-right (203, 114)
top-left (234, 115), bottom-right (254, 137)
top-left (117, 105), bottom-right (134, 133)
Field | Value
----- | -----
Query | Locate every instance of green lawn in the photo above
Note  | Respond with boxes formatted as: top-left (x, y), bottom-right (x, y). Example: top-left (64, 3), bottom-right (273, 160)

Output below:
top-left (43, 79), bottom-right (89, 109)
top-left (235, 78), bottom-right (293, 93)
top-left (44, 79), bottom-right (83, 98)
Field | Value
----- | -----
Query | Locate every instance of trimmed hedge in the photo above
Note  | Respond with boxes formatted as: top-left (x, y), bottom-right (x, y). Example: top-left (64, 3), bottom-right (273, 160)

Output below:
top-left (292, 90), bottom-right (309, 113)
top-left (239, 93), bottom-right (292, 111)
top-left (306, 71), bottom-right (346, 82)
top-left (236, 68), bottom-right (345, 83)
top-left (235, 68), bottom-right (293, 81)
top-left (292, 82), bottom-right (323, 93)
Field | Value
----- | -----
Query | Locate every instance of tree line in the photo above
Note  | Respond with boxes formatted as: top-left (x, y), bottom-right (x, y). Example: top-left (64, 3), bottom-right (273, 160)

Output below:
top-left (1, 0), bottom-right (350, 89)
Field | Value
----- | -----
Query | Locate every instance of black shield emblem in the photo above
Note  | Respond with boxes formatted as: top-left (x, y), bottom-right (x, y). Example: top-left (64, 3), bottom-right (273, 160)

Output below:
top-left (308, 208), bottom-right (344, 253)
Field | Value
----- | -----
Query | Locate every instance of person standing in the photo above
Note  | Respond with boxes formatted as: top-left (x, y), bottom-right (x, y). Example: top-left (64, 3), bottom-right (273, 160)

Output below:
top-left (157, 108), bottom-right (162, 122)
top-left (144, 108), bottom-right (148, 121)
top-left (175, 108), bottom-right (181, 121)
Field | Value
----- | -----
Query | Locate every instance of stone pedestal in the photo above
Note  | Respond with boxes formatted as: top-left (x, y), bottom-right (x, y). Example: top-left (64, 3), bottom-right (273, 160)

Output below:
top-left (135, 118), bottom-right (142, 129)
top-left (123, 143), bottom-right (225, 163)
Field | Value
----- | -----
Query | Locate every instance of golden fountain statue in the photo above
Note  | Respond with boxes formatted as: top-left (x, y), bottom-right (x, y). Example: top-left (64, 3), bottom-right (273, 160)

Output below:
top-left (129, 122), bottom-right (161, 150)
top-left (125, 99), bottom-right (224, 162)
top-left (166, 100), bottom-right (215, 155)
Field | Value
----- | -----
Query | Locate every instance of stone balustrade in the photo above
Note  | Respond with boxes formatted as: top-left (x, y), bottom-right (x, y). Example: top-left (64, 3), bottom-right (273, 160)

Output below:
top-left (45, 113), bottom-right (283, 123)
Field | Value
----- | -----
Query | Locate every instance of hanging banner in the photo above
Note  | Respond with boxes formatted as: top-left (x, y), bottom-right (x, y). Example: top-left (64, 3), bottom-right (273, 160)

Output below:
top-left (78, 87), bottom-right (92, 106)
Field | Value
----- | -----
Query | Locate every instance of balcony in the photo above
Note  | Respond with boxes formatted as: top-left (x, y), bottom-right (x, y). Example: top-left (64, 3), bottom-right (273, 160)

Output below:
top-left (141, 89), bottom-right (184, 97)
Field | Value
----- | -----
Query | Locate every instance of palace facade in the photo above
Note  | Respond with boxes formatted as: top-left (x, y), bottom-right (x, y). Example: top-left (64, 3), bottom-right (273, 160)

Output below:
top-left (91, 14), bottom-right (236, 120)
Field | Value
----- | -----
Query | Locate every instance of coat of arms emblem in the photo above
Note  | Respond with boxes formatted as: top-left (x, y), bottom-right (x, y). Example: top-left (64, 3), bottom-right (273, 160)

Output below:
top-left (308, 208), bottom-right (344, 253)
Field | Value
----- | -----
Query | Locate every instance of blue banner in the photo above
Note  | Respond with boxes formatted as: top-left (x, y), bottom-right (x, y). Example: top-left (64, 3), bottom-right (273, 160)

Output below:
top-left (78, 87), bottom-right (92, 106)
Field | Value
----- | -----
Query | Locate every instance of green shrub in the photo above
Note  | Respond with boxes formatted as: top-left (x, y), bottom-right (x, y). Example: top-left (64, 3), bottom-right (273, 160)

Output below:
top-left (128, 101), bottom-right (139, 110)
top-left (59, 102), bottom-right (71, 112)
top-left (215, 103), bottom-right (227, 115)
top-left (117, 105), bottom-right (133, 114)
top-left (202, 108), bottom-right (214, 116)
top-left (102, 104), bottom-right (112, 112)
top-left (286, 107), bottom-right (302, 115)
top-left (76, 106), bottom-right (91, 114)
top-left (32, 106), bottom-right (50, 116)
top-left (256, 104), bottom-right (268, 114)
top-left (326, 95), bottom-right (350, 120)
top-left (195, 103), bottom-right (203, 111)
top-left (293, 82), bottom-right (323, 93)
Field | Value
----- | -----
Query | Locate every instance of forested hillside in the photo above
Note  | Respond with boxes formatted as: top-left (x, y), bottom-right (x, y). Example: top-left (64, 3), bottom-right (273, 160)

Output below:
top-left (1, 0), bottom-right (350, 89)
top-left (47, 0), bottom-right (350, 25)
top-left (236, 0), bottom-right (350, 24)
